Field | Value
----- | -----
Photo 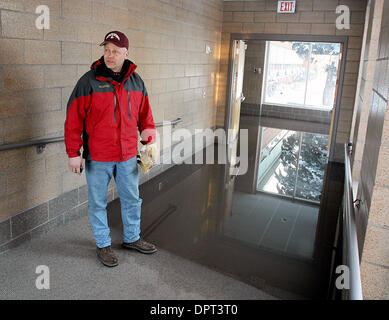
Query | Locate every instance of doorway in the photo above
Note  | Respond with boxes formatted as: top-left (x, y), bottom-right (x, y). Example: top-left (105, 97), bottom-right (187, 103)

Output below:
top-left (225, 34), bottom-right (348, 265)
top-left (225, 34), bottom-right (348, 166)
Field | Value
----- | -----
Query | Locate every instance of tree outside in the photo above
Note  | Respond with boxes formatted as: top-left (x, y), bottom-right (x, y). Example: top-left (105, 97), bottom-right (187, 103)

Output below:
top-left (275, 131), bottom-right (329, 201)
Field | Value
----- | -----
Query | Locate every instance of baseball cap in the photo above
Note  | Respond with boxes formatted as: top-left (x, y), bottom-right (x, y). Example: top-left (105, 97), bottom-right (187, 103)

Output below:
top-left (99, 31), bottom-right (129, 50)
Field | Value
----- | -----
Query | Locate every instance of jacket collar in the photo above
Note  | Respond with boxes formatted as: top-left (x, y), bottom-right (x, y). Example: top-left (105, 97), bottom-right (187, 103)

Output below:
top-left (91, 56), bottom-right (137, 84)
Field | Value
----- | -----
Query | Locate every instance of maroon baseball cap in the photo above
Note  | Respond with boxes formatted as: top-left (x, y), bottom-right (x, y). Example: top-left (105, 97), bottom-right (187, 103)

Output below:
top-left (99, 31), bottom-right (129, 50)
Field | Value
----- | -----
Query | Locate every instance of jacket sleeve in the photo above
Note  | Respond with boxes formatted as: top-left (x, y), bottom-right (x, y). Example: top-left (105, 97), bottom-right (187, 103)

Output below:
top-left (64, 76), bottom-right (92, 158)
top-left (138, 84), bottom-right (156, 145)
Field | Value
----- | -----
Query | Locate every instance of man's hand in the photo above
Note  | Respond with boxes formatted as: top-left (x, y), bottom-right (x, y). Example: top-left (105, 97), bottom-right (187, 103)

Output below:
top-left (138, 143), bottom-right (159, 173)
top-left (68, 156), bottom-right (84, 175)
top-left (145, 143), bottom-right (159, 163)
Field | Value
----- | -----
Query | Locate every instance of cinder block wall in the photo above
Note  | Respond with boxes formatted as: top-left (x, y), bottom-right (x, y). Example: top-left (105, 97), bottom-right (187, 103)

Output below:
top-left (217, 0), bottom-right (367, 162)
top-left (242, 40), bottom-right (265, 106)
top-left (350, 0), bottom-right (382, 260)
top-left (356, 0), bottom-right (389, 300)
top-left (0, 0), bottom-right (223, 253)
top-left (351, 0), bottom-right (382, 184)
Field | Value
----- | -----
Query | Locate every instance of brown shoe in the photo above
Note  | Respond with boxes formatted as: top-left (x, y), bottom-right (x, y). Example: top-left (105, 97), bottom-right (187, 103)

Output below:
top-left (96, 246), bottom-right (118, 267)
top-left (122, 238), bottom-right (157, 254)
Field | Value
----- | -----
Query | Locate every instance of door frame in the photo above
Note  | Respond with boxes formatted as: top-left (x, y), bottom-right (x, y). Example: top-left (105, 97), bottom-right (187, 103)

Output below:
top-left (224, 33), bottom-right (349, 163)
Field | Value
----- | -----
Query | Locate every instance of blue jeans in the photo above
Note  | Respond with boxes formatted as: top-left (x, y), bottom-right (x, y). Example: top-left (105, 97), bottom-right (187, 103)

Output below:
top-left (85, 156), bottom-right (142, 248)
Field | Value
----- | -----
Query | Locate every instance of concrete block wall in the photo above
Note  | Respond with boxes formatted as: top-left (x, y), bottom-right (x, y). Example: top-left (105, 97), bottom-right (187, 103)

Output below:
top-left (356, 0), bottom-right (389, 300)
top-left (217, 0), bottom-right (367, 162)
top-left (0, 0), bottom-right (223, 253)
top-left (242, 39), bottom-right (265, 105)
top-left (240, 39), bottom-right (264, 116)
top-left (350, 0), bottom-right (382, 257)
top-left (351, 0), bottom-right (382, 184)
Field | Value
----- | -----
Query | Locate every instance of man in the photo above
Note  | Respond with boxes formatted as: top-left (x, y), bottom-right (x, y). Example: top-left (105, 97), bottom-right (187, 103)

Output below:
top-left (65, 31), bottom-right (157, 267)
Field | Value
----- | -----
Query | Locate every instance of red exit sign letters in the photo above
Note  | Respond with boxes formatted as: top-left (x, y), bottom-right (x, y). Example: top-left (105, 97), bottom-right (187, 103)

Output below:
top-left (277, 1), bottom-right (296, 13)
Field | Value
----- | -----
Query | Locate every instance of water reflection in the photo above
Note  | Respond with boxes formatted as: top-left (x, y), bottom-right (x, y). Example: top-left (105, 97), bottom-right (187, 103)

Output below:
top-left (258, 129), bottom-right (329, 202)
top-left (225, 191), bottom-right (319, 260)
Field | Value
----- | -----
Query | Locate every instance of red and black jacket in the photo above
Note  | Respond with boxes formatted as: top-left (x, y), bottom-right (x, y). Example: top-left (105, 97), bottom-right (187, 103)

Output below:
top-left (65, 57), bottom-right (156, 162)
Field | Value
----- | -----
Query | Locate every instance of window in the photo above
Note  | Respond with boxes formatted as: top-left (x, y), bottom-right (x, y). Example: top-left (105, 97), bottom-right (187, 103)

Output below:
top-left (263, 41), bottom-right (341, 110)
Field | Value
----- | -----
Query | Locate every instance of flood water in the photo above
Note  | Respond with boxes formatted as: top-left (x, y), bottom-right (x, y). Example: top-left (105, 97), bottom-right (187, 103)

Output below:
top-left (108, 140), bottom-right (344, 299)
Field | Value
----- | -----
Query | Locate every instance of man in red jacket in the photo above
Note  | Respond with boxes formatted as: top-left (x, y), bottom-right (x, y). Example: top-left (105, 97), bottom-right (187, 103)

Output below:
top-left (65, 31), bottom-right (157, 267)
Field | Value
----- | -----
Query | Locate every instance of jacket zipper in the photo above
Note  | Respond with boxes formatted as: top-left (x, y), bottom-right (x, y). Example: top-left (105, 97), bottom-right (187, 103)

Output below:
top-left (113, 92), bottom-right (117, 122)
top-left (128, 91), bottom-right (131, 120)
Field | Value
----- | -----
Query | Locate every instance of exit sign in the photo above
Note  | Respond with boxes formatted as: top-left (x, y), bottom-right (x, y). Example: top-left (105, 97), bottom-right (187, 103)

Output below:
top-left (277, 1), bottom-right (296, 13)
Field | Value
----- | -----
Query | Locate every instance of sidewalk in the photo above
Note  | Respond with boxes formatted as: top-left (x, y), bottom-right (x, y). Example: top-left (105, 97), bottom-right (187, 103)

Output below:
top-left (0, 213), bottom-right (277, 300)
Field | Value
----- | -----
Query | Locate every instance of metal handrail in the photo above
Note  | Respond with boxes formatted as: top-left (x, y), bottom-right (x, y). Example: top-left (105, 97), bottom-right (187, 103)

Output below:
top-left (156, 117), bottom-right (182, 127)
top-left (0, 117), bottom-right (183, 153)
top-left (343, 143), bottom-right (363, 300)
top-left (0, 137), bottom-right (64, 153)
